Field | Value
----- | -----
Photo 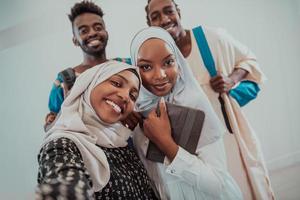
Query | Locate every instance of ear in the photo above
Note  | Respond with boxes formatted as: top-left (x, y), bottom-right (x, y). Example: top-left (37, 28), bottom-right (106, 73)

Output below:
top-left (177, 8), bottom-right (181, 18)
top-left (72, 37), bottom-right (79, 46)
top-left (146, 18), bottom-right (151, 26)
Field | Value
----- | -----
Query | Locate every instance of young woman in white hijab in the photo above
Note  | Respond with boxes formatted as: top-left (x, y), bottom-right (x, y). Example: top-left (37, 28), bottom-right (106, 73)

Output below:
top-left (130, 27), bottom-right (242, 200)
top-left (36, 61), bottom-right (158, 199)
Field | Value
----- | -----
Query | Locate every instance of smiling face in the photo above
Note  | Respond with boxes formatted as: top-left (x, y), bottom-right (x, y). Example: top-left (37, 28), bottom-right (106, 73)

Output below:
top-left (147, 0), bottom-right (184, 41)
top-left (72, 13), bottom-right (108, 56)
top-left (137, 38), bottom-right (178, 96)
top-left (90, 70), bottom-right (140, 124)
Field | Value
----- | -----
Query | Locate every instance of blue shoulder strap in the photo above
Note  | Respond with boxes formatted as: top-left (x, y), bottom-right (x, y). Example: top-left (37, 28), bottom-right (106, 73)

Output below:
top-left (192, 26), bottom-right (217, 77)
top-left (193, 26), bottom-right (233, 132)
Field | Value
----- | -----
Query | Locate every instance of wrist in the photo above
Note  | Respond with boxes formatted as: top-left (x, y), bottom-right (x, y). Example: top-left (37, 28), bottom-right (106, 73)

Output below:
top-left (159, 139), bottom-right (179, 161)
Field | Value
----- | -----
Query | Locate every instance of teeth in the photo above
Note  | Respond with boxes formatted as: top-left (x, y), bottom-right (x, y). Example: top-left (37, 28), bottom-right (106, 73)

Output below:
top-left (164, 24), bottom-right (174, 31)
top-left (166, 27), bottom-right (173, 31)
top-left (106, 100), bottom-right (121, 113)
top-left (88, 40), bottom-right (100, 47)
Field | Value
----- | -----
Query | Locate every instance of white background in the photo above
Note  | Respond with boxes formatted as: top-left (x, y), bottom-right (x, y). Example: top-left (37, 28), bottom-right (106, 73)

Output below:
top-left (0, 0), bottom-right (299, 199)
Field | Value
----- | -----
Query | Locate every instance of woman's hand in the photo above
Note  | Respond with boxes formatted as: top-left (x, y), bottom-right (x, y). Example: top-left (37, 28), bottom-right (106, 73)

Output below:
top-left (121, 111), bottom-right (143, 131)
top-left (143, 98), bottom-right (179, 161)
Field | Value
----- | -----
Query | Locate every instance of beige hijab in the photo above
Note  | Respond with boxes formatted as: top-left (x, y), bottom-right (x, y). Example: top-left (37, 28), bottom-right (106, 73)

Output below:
top-left (43, 60), bottom-right (140, 192)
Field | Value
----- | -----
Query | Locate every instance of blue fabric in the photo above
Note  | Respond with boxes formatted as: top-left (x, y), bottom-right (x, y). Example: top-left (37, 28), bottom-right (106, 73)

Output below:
top-left (229, 81), bottom-right (260, 107)
top-left (114, 57), bottom-right (132, 65)
top-left (48, 58), bottom-right (132, 114)
top-left (192, 26), bottom-right (260, 107)
top-left (192, 26), bottom-right (217, 77)
top-left (48, 74), bottom-right (64, 113)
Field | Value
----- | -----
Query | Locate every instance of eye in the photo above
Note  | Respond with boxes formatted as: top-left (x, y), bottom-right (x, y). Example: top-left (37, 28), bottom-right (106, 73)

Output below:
top-left (79, 28), bottom-right (88, 35)
top-left (110, 80), bottom-right (121, 87)
top-left (94, 24), bottom-right (103, 31)
top-left (150, 14), bottom-right (159, 22)
top-left (164, 58), bottom-right (175, 66)
top-left (139, 64), bottom-right (152, 72)
top-left (166, 9), bottom-right (175, 15)
top-left (129, 92), bottom-right (138, 102)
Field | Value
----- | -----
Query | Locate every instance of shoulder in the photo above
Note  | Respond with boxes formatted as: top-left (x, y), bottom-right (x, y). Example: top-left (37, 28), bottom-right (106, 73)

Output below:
top-left (192, 26), bottom-right (230, 42)
top-left (192, 26), bottom-right (238, 50)
top-left (39, 137), bottom-right (82, 159)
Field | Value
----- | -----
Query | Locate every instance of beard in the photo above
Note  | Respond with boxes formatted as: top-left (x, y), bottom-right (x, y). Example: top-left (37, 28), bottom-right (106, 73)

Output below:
top-left (80, 38), bottom-right (108, 57)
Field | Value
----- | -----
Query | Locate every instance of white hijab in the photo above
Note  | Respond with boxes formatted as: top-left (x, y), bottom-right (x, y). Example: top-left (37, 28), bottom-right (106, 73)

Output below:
top-left (43, 60), bottom-right (140, 192)
top-left (130, 27), bottom-right (225, 148)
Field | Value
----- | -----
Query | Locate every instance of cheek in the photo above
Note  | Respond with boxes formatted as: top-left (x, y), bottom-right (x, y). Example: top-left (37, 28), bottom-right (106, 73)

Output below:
top-left (100, 31), bottom-right (108, 38)
top-left (168, 69), bottom-right (178, 83)
top-left (141, 73), bottom-right (153, 86)
top-left (121, 102), bottom-right (135, 120)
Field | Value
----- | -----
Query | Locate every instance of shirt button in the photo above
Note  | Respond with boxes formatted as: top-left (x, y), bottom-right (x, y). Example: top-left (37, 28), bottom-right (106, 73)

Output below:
top-left (170, 169), bottom-right (175, 174)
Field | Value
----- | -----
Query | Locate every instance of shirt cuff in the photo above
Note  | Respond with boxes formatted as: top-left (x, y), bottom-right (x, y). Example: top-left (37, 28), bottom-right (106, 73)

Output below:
top-left (164, 147), bottom-right (195, 176)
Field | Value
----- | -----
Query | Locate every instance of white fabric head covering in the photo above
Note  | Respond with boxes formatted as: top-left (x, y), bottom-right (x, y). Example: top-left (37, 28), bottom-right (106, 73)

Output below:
top-left (43, 60), bottom-right (140, 192)
top-left (130, 27), bottom-right (225, 148)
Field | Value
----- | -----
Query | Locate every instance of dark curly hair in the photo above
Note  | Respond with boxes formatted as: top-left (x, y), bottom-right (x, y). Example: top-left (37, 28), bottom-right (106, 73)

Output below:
top-left (145, 0), bottom-right (179, 25)
top-left (68, 1), bottom-right (104, 24)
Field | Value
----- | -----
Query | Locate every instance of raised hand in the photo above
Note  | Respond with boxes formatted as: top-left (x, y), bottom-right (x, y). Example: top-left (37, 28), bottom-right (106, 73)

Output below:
top-left (143, 98), bottom-right (178, 161)
top-left (121, 111), bottom-right (143, 131)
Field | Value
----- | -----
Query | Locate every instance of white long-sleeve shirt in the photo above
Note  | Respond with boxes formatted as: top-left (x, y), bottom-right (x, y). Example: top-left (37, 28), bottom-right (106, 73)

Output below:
top-left (133, 126), bottom-right (242, 200)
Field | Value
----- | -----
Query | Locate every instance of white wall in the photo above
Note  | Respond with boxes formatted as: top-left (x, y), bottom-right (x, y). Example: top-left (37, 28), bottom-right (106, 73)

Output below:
top-left (0, 0), bottom-right (299, 199)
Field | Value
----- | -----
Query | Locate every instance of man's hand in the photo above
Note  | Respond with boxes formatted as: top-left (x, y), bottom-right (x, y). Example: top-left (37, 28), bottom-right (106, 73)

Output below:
top-left (210, 72), bottom-right (235, 93)
top-left (45, 112), bottom-right (57, 125)
top-left (210, 68), bottom-right (249, 93)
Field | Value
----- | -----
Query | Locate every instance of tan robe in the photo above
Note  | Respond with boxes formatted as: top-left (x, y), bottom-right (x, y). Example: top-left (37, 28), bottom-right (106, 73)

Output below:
top-left (186, 26), bottom-right (274, 200)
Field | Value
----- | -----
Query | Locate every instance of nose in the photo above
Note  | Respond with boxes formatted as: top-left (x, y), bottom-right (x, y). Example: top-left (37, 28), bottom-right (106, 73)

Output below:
top-left (154, 68), bottom-right (167, 80)
top-left (118, 89), bottom-right (130, 103)
top-left (161, 14), bottom-right (171, 26)
top-left (87, 28), bottom-right (97, 38)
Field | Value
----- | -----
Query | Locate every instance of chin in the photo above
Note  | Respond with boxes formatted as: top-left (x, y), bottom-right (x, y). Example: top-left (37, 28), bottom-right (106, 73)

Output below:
top-left (153, 90), bottom-right (171, 97)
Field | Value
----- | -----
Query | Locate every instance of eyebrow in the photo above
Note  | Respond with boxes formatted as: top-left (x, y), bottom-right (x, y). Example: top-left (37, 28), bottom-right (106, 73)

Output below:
top-left (114, 74), bottom-right (139, 92)
top-left (163, 54), bottom-right (174, 60)
top-left (78, 25), bottom-right (87, 30)
top-left (138, 53), bottom-right (174, 64)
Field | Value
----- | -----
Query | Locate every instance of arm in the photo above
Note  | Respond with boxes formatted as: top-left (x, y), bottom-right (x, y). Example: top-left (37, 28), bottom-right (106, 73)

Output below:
top-left (36, 137), bottom-right (94, 199)
top-left (143, 99), bottom-right (242, 198)
top-left (210, 69), bottom-right (249, 93)
top-left (209, 28), bottom-right (266, 93)
top-left (45, 74), bottom-right (64, 125)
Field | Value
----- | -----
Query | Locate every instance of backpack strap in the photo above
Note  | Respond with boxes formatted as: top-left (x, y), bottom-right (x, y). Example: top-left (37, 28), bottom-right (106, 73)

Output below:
top-left (192, 26), bottom-right (217, 77)
top-left (192, 26), bottom-right (233, 133)
top-left (59, 68), bottom-right (76, 90)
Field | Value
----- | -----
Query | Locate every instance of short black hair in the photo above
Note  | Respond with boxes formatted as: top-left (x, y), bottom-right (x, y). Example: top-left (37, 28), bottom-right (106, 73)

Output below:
top-left (145, 0), bottom-right (179, 25)
top-left (68, 1), bottom-right (104, 24)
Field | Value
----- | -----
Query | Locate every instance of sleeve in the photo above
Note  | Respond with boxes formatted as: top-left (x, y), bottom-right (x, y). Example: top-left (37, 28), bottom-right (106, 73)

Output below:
top-left (112, 57), bottom-right (132, 65)
top-left (164, 139), bottom-right (242, 199)
top-left (36, 137), bottom-right (94, 199)
top-left (48, 73), bottom-right (64, 113)
top-left (216, 28), bottom-right (267, 84)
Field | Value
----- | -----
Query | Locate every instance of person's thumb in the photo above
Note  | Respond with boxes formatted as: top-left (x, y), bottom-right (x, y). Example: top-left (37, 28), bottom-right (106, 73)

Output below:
top-left (159, 98), bottom-right (167, 117)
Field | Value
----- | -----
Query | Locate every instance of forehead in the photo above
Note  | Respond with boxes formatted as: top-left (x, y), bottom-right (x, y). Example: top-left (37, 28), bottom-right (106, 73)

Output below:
top-left (113, 70), bottom-right (140, 89)
top-left (73, 13), bottom-right (104, 28)
top-left (138, 38), bottom-right (173, 59)
top-left (148, 0), bottom-right (175, 13)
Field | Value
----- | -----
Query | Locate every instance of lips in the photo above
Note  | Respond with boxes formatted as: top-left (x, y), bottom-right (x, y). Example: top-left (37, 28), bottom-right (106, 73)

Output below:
top-left (87, 39), bottom-right (101, 47)
top-left (153, 82), bottom-right (169, 91)
top-left (163, 23), bottom-right (176, 32)
top-left (105, 99), bottom-right (124, 114)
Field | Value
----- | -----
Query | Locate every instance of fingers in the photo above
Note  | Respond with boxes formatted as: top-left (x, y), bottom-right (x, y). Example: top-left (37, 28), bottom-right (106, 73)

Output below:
top-left (45, 113), bottom-right (56, 124)
top-left (122, 111), bottom-right (143, 130)
top-left (159, 98), bottom-right (167, 118)
top-left (210, 72), bottom-right (234, 93)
